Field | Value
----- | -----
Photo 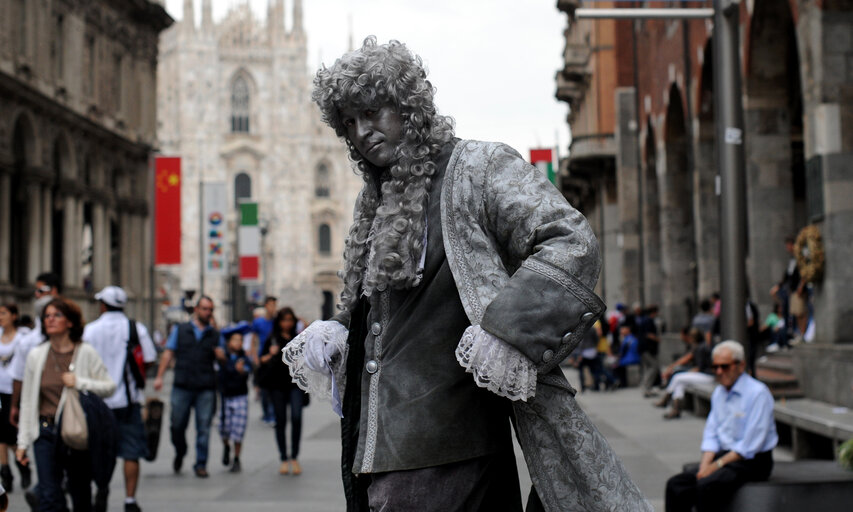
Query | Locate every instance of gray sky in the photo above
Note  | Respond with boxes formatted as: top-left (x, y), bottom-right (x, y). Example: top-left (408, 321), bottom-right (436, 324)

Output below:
top-left (164, 0), bottom-right (571, 158)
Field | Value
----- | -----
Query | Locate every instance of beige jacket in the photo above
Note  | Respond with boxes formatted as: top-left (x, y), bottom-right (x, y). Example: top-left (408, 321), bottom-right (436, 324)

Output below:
top-left (16, 342), bottom-right (116, 451)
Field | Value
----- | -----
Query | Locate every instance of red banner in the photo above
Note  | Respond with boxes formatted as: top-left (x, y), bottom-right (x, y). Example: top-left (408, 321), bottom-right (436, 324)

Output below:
top-left (155, 157), bottom-right (181, 265)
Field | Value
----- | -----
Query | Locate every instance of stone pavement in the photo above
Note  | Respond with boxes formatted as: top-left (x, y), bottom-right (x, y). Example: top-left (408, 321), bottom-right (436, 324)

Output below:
top-left (5, 369), bottom-right (791, 511)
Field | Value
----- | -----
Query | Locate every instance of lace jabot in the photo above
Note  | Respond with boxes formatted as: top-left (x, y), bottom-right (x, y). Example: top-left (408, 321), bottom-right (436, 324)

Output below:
top-left (455, 325), bottom-right (538, 401)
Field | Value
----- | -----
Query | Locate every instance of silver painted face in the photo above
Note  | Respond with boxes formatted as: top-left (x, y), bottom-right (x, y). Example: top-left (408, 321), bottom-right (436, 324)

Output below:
top-left (340, 105), bottom-right (403, 169)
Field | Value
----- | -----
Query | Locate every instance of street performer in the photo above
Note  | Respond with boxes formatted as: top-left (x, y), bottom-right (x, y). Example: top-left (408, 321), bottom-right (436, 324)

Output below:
top-left (284, 37), bottom-right (650, 511)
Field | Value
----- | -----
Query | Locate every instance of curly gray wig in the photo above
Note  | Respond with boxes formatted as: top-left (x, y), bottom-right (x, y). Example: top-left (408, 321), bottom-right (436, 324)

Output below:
top-left (312, 37), bottom-right (455, 312)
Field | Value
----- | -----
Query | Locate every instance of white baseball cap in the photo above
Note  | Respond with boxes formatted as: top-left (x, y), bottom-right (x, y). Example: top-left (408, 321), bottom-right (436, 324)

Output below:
top-left (95, 286), bottom-right (128, 308)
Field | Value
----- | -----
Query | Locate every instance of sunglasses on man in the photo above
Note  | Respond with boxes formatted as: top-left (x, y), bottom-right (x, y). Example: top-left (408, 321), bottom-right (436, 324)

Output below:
top-left (711, 362), bottom-right (738, 371)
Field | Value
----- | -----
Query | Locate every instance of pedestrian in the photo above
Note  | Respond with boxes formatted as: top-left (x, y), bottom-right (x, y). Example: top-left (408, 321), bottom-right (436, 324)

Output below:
top-left (9, 272), bottom-right (60, 505)
top-left (83, 286), bottom-right (157, 512)
top-left (615, 322), bottom-right (641, 388)
top-left (16, 297), bottom-right (116, 512)
top-left (250, 297), bottom-right (278, 426)
top-left (217, 323), bottom-right (252, 473)
top-left (639, 305), bottom-right (661, 397)
top-left (153, 296), bottom-right (224, 478)
top-left (283, 37), bottom-right (648, 510)
top-left (656, 328), bottom-right (714, 419)
top-left (665, 340), bottom-right (777, 511)
top-left (0, 303), bottom-right (30, 492)
top-left (259, 307), bottom-right (307, 475)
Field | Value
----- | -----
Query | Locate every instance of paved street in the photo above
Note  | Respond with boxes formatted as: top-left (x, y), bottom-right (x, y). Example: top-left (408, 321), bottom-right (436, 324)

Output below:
top-left (6, 369), bottom-right (790, 511)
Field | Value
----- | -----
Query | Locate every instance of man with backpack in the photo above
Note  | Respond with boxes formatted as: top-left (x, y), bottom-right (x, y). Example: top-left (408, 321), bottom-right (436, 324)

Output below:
top-left (84, 286), bottom-right (157, 512)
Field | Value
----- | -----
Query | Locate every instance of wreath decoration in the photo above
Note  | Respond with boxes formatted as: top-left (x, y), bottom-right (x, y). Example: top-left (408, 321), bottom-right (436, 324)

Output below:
top-left (794, 225), bottom-right (825, 283)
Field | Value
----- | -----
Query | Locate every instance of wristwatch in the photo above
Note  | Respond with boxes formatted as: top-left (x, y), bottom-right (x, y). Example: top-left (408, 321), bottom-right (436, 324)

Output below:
top-left (715, 459), bottom-right (724, 469)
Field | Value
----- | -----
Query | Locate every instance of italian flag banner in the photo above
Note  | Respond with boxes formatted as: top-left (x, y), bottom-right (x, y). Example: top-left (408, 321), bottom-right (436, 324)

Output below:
top-left (238, 202), bottom-right (260, 282)
top-left (530, 148), bottom-right (556, 184)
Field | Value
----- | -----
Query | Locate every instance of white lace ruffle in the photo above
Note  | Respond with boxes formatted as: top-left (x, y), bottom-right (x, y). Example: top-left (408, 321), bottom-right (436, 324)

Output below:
top-left (282, 320), bottom-right (349, 407)
top-left (455, 325), bottom-right (538, 401)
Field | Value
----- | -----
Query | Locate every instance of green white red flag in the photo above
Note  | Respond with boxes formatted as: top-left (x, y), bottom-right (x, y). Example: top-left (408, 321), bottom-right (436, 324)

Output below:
top-left (238, 202), bottom-right (260, 282)
top-left (530, 148), bottom-right (556, 184)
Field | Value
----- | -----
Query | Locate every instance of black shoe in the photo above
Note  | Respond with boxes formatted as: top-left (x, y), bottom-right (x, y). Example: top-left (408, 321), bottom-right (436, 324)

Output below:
top-left (94, 487), bottom-right (109, 512)
top-left (1, 464), bottom-right (12, 492)
top-left (194, 467), bottom-right (209, 478)
top-left (125, 501), bottom-right (142, 512)
top-left (222, 443), bottom-right (231, 466)
top-left (17, 459), bottom-right (31, 489)
top-left (173, 455), bottom-right (183, 474)
top-left (24, 490), bottom-right (38, 511)
top-left (229, 458), bottom-right (241, 473)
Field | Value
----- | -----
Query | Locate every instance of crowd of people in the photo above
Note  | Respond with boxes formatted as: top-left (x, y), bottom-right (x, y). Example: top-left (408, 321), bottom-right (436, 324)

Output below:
top-left (0, 271), bottom-right (311, 512)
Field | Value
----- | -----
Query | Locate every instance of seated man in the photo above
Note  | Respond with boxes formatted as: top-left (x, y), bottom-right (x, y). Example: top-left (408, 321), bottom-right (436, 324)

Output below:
top-left (665, 340), bottom-right (777, 512)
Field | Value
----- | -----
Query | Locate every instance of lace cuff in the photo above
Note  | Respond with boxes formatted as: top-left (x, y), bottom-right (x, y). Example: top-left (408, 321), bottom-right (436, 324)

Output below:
top-left (282, 320), bottom-right (349, 408)
top-left (455, 325), bottom-right (538, 401)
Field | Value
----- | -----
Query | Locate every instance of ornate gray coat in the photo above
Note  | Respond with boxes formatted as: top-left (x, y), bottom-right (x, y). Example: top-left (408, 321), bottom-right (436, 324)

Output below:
top-left (285, 140), bottom-right (652, 512)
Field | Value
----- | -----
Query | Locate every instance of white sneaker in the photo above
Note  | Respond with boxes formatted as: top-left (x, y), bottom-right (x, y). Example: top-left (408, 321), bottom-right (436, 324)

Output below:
top-left (765, 344), bottom-right (780, 353)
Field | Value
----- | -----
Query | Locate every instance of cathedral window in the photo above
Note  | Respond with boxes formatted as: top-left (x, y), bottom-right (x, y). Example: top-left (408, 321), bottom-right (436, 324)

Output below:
top-left (315, 163), bottom-right (330, 197)
top-left (231, 76), bottom-right (250, 133)
top-left (235, 172), bottom-right (252, 207)
top-left (318, 224), bottom-right (331, 255)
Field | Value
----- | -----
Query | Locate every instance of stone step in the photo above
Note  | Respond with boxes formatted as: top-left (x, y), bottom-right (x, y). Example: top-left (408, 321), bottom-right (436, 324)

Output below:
top-left (757, 367), bottom-right (800, 388)
top-left (771, 387), bottom-right (805, 400)
top-left (757, 354), bottom-right (795, 374)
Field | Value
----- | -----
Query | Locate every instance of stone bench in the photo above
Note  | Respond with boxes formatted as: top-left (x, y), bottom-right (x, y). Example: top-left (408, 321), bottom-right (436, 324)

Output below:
top-left (721, 460), bottom-right (853, 511)
top-left (773, 398), bottom-right (853, 460)
top-left (682, 380), bottom-right (716, 417)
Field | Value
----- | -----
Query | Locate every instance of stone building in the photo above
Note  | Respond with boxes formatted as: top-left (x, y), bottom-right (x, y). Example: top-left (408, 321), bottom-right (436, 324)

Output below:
top-left (157, 0), bottom-right (361, 322)
top-left (557, 0), bottom-right (853, 405)
top-left (0, 0), bottom-right (172, 322)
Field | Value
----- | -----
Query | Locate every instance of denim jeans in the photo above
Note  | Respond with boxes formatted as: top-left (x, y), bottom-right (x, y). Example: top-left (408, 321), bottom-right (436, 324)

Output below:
top-left (270, 388), bottom-right (304, 460)
top-left (34, 422), bottom-right (93, 512)
top-left (170, 387), bottom-right (216, 469)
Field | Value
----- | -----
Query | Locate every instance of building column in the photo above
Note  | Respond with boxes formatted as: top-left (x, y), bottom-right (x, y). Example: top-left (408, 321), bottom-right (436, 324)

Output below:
top-left (26, 183), bottom-right (42, 284)
top-left (63, 195), bottom-right (79, 290)
top-left (615, 88), bottom-right (642, 307)
top-left (41, 187), bottom-right (52, 272)
top-left (0, 174), bottom-right (10, 283)
top-left (92, 203), bottom-right (107, 289)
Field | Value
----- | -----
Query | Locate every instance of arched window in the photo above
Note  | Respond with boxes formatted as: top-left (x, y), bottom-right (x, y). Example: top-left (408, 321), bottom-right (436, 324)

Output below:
top-left (318, 224), bottom-right (331, 255)
top-left (322, 291), bottom-right (335, 320)
top-left (235, 172), bottom-right (251, 206)
top-left (315, 163), bottom-right (330, 197)
top-left (231, 76), bottom-right (250, 133)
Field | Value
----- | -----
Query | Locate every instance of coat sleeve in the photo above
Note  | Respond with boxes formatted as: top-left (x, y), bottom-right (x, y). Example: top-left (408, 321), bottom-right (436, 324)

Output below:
top-left (75, 346), bottom-right (117, 398)
top-left (477, 143), bottom-right (605, 373)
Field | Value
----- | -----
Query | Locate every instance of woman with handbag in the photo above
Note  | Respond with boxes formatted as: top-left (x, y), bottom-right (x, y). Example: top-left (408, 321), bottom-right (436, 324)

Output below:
top-left (15, 297), bottom-right (115, 511)
top-left (259, 307), bottom-right (308, 476)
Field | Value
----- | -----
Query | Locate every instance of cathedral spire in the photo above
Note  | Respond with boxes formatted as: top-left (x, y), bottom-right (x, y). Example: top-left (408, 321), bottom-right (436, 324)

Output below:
top-left (292, 0), bottom-right (304, 34)
top-left (183, 0), bottom-right (195, 35)
top-left (201, 0), bottom-right (213, 34)
top-left (268, 0), bottom-right (284, 43)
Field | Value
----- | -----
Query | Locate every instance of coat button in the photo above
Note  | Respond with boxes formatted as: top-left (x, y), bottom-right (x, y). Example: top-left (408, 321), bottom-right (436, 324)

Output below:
top-left (542, 349), bottom-right (554, 363)
top-left (366, 360), bottom-right (379, 374)
top-left (562, 332), bottom-right (573, 344)
top-left (582, 312), bottom-right (595, 322)
top-left (371, 322), bottom-right (382, 336)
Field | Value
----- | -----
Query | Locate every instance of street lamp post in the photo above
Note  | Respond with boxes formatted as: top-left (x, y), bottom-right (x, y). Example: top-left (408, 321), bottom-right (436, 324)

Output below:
top-left (713, 0), bottom-right (749, 345)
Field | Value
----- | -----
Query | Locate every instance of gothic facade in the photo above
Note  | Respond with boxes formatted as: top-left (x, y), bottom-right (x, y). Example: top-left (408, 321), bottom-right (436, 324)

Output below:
top-left (0, 0), bottom-right (171, 322)
top-left (157, 0), bottom-right (361, 322)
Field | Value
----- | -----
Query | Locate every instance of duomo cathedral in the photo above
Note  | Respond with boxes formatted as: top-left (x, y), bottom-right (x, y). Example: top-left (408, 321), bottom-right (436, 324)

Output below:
top-left (157, 0), bottom-right (361, 321)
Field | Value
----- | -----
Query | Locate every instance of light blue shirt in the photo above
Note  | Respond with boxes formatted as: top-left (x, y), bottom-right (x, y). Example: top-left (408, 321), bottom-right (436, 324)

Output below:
top-left (701, 373), bottom-right (778, 459)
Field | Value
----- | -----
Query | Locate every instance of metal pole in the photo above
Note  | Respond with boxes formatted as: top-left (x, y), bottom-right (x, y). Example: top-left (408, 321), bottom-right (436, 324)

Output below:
top-left (713, 0), bottom-right (748, 344)
top-left (199, 178), bottom-right (204, 297)
top-left (575, 8), bottom-right (714, 19)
